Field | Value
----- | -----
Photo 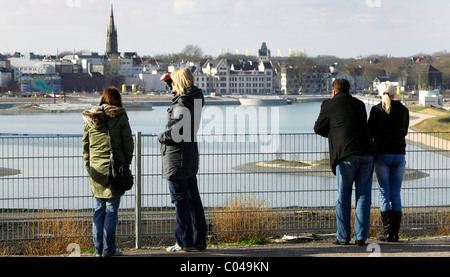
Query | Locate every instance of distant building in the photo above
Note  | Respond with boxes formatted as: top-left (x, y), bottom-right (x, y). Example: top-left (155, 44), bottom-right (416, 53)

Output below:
top-left (61, 52), bottom-right (105, 74)
top-left (201, 58), bottom-right (274, 94)
top-left (417, 64), bottom-right (442, 90)
top-left (0, 54), bottom-right (13, 88)
top-left (257, 42), bottom-right (271, 62)
top-left (300, 66), bottom-right (332, 94)
top-left (0, 54), bottom-right (10, 68)
top-left (9, 52), bottom-right (73, 81)
top-left (168, 61), bottom-right (201, 74)
top-left (419, 90), bottom-right (443, 106)
top-left (133, 57), bottom-right (160, 77)
top-left (120, 54), bottom-right (164, 92)
top-left (60, 72), bottom-right (105, 93)
top-left (0, 67), bottom-right (13, 88)
top-left (106, 5), bottom-right (119, 57)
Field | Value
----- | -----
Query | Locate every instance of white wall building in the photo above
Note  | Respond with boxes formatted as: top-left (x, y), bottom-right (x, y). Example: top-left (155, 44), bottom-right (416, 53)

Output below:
top-left (124, 73), bottom-right (166, 93)
top-left (11, 52), bottom-right (76, 81)
top-left (201, 59), bottom-right (274, 94)
top-left (419, 90), bottom-right (443, 106)
top-left (10, 53), bottom-right (52, 81)
top-left (168, 61), bottom-right (201, 73)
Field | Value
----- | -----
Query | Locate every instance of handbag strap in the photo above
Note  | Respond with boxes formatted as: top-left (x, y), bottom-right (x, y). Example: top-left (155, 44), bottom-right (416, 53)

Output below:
top-left (101, 106), bottom-right (113, 156)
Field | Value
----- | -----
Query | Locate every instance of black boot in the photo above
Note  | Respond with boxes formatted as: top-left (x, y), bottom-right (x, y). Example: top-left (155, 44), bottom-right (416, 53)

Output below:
top-left (388, 211), bottom-right (402, 242)
top-left (379, 211), bottom-right (391, 241)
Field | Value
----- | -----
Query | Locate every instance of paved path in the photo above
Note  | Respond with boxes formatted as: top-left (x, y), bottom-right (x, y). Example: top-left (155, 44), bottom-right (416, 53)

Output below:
top-left (407, 110), bottom-right (449, 152)
top-left (7, 237), bottom-right (449, 274)
top-left (112, 236), bottom-right (450, 258)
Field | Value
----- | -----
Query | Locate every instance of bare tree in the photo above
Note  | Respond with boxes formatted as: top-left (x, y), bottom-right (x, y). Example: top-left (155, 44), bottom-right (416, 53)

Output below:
top-left (180, 44), bottom-right (204, 62)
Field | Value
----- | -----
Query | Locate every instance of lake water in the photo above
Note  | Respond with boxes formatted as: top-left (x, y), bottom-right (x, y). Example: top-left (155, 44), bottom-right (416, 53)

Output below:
top-left (0, 102), bottom-right (448, 209)
top-left (0, 102), bottom-right (323, 135)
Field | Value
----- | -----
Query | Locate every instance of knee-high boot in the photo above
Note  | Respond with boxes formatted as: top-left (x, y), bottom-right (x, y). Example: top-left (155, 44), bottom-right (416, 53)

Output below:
top-left (388, 211), bottom-right (402, 242)
top-left (379, 211), bottom-right (391, 241)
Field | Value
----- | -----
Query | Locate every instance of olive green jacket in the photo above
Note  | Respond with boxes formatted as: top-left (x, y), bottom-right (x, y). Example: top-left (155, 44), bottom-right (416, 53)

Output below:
top-left (82, 105), bottom-right (134, 198)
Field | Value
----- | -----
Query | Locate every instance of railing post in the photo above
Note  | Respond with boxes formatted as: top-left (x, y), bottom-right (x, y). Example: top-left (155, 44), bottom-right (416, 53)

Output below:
top-left (134, 132), bottom-right (142, 249)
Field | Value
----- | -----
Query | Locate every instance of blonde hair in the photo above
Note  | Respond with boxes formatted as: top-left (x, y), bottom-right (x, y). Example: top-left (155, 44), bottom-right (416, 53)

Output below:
top-left (171, 67), bottom-right (194, 95)
top-left (377, 82), bottom-right (395, 114)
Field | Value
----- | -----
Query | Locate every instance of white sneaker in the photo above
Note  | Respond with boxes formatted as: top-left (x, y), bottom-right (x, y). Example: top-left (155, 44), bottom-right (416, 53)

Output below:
top-left (166, 243), bottom-right (193, 252)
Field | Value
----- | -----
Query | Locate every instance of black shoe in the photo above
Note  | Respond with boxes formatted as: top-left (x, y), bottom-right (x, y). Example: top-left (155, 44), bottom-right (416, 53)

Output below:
top-left (332, 239), bottom-right (350, 245)
top-left (355, 240), bottom-right (367, 246)
top-left (194, 245), bottom-right (207, 251)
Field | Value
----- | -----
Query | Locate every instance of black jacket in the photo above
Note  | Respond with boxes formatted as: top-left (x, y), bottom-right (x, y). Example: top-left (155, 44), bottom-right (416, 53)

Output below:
top-left (158, 85), bottom-right (204, 180)
top-left (368, 100), bottom-right (409, 155)
top-left (314, 92), bottom-right (375, 175)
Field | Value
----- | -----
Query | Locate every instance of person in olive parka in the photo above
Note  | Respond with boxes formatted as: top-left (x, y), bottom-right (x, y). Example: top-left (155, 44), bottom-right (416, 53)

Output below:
top-left (82, 87), bottom-right (134, 257)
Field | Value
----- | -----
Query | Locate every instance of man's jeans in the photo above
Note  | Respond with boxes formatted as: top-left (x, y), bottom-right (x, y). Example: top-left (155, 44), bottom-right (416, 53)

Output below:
top-left (375, 154), bottom-right (406, 212)
top-left (335, 155), bottom-right (375, 242)
top-left (168, 176), bottom-right (207, 248)
top-left (93, 196), bottom-right (121, 255)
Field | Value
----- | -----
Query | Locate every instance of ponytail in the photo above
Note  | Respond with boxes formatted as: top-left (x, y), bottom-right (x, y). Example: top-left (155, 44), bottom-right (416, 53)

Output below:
top-left (381, 93), bottom-right (392, 114)
top-left (377, 82), bottom-right (395, 114)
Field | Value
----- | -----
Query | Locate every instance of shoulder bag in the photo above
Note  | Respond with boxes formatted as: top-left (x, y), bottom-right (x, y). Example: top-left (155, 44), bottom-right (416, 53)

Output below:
top-left (102, 106), bottom-right (134, 191)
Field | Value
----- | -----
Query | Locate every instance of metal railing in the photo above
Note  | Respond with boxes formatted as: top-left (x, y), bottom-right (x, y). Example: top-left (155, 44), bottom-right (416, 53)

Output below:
top-left (0, 132), bottom-right (449, 250)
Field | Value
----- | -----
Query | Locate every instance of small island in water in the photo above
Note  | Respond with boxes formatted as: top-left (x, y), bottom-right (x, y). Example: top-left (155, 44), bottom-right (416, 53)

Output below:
top-left (233, 159), bottom-right (429, 181)
top-left (0, 167), bottom-right (21, 177)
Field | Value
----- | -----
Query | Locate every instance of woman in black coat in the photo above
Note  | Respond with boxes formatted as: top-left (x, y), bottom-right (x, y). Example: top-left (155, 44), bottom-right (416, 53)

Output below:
top-left (368, 82), bottom-right (409, 242)
top-left (158, 67), bottom-right (207, 252)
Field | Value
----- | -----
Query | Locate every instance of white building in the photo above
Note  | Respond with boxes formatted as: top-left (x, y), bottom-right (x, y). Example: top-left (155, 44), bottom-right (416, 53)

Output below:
top-left (124, 73), bottom-right (166, 93)
top-left (419, 90), bottom-right (443, 106)
top-left (201, 59), bottom-right (274, 94)
top-left (62, 52), bottom-right (105, 74)
top-left (11, 52), bottom-right (74, 81)
top-left (10, 52), bottom-right (52, 81)
top-left (168, 61), bottom-right (201, 73)
top-left (117, 57), bottom-right (133, 78)
top-left (124, 57), bottom-right (163, 92)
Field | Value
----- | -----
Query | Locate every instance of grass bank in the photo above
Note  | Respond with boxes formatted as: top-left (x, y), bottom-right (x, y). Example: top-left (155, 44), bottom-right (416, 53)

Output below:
top-left (407, 106), bottom-right (450, 136)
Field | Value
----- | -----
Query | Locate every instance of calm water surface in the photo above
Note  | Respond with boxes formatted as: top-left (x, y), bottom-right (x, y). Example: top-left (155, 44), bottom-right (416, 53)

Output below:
top-left (0, 102), bottom-right (323, 135)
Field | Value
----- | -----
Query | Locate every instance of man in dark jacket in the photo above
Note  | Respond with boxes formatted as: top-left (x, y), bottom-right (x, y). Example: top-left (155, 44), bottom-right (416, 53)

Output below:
top-left (314, 79), bottom-right (375, 246)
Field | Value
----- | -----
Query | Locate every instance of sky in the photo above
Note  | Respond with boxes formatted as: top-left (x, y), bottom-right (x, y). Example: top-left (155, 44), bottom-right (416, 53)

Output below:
top-left (1, 0), bottom-right (450, 58)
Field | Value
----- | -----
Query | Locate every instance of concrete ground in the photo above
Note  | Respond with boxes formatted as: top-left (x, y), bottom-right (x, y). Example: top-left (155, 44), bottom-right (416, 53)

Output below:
top-left (117, 236), bottom-right (450, 258)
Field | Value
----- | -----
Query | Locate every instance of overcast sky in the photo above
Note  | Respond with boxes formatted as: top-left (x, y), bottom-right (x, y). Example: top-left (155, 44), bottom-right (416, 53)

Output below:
top-left (1, 0), bottom-right (449, 58)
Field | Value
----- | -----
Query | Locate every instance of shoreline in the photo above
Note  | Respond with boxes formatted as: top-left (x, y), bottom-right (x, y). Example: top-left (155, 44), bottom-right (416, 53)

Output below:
top-left (0, 94), bottom-right (329, 114)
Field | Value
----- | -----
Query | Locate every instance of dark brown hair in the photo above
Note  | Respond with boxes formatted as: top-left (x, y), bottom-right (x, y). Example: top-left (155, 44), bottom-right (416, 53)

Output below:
top-left (99, 87), bottom-right (123, 107)
top-left (332, 79), bottom-right (350, 94)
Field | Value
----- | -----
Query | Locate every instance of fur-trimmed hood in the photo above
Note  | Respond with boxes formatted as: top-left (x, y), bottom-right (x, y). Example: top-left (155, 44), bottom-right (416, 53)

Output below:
top-left (82, 105), bottom-right (127, 126)
top-left (82, 104), bottom-right (134, 198)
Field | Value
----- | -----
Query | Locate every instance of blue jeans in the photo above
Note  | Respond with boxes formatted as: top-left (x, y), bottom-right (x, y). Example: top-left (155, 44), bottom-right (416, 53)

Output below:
top-left (375, 154), bottom-right (406, 212)
top-left (335, 155), bottom-right (374, 241)
top-left (168, 176), bottom-right (207, 248)
top-left (93, 196), bottom-right (121, 255)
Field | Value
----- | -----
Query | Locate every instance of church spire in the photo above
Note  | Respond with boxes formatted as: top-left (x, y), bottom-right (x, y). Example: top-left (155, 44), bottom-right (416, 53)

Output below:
top-left (106, 4), bottom-right (118, 56)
